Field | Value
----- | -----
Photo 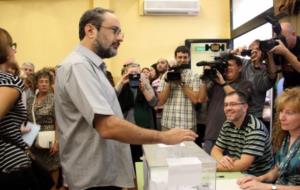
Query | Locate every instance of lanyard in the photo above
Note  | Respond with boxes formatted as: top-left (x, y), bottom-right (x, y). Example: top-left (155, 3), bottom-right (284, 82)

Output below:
top-left (278, 135), bottom-right (300, 182)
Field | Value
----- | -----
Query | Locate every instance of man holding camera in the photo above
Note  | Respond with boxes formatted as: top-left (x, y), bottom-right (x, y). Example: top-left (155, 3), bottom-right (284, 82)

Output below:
top-left (271, 22), bottom-right (300, 88)
top-left (157, 45), bottom-right (200, 132)
top-left (115, 62), bottom-right (158, 174)
top-left (199, 54), bottom-right (253, 154)
top-left (116, 62), bottom-right (157, 129)
top-left (231, 40), bottom-right (277, 120)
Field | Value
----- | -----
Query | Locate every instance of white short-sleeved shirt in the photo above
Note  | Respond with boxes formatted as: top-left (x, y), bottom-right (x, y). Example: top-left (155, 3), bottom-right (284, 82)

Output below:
top-left (55, 45), bottom-right (134, 190)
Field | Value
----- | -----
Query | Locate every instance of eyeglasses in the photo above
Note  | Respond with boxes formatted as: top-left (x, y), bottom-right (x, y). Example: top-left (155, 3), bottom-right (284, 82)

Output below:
top-left (224, 102), bottom-right (245, 107)
top-left (101, 25), bottom-right (123, 37)
top-left (11, 42), bottom-right (17, 50)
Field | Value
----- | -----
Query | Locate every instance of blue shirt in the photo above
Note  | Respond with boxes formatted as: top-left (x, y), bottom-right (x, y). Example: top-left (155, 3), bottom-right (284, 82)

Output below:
top-left (276, 135), bottom-right (300, 185)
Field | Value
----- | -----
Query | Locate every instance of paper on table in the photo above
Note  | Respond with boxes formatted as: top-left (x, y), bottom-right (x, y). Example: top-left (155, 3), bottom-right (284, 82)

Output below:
top-left (167, 157), bottom-right (202, 189)
top-left (22, 122), bottom-right (40, 146)
top-left (216, 179), bottom-right (241, 190)
top-left (158, 142), bottom-right (185, 148)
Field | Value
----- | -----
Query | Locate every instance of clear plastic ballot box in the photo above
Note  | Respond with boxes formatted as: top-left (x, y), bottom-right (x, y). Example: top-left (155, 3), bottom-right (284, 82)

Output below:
top-left (142, 141), bottom-right (216, 190)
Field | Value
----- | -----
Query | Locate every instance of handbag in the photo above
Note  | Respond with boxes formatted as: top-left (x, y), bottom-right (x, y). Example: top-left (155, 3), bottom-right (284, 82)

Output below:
top-left (32, 91), bottom-right (55, 149)
top-left (0, 134), bottom-right (54, 190)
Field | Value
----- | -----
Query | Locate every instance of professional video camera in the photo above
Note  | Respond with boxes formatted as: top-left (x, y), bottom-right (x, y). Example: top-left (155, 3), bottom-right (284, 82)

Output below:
top-left (166, 64), bottom-right (190, 81)
top-left (128, 73), bottom-right (140, 88)
top-left (196, 56), bottom-right (228, 81)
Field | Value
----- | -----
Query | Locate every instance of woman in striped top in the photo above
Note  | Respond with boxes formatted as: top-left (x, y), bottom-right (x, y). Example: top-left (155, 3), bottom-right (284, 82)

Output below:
top-left (238, 87), bottom-right (300, 190)
top-left (0, 27), bottom-right (39, 189)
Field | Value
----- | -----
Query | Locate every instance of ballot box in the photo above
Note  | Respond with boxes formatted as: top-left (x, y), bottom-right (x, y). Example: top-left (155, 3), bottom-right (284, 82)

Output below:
top-left (143, 141), bottom-right (216, 190)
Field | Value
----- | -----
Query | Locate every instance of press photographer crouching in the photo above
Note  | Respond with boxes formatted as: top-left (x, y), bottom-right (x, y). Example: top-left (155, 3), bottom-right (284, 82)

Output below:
top-left (197, 54), bottom-right (253, 154)
top-left (115, 62), bottom-right (157, 163)
top-left (268, 22), bottom-right (300, 89)
top-left (157, 45), bottom-right (200, 132)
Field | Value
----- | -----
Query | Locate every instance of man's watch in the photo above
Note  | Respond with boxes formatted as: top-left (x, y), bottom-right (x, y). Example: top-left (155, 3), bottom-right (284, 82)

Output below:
top-left (271, 184), bottom-right (277, 190)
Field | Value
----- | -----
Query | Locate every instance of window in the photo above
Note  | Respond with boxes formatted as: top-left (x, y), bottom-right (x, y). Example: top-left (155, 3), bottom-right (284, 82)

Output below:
top-left (233, 23), bottom-right (272, 48)
top-left (232, 0), bottom-right (273, 29)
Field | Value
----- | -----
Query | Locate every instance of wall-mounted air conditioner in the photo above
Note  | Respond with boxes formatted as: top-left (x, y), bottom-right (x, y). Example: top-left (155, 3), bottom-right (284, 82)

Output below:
top-left (143, 0), bottom-right (199, 15)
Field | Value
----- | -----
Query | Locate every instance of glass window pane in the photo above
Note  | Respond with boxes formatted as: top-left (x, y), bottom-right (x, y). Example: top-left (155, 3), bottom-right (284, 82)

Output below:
top-left (233, 23), bottom-right (273, 48)
top-left (232, 0), bottom-right (273, 29)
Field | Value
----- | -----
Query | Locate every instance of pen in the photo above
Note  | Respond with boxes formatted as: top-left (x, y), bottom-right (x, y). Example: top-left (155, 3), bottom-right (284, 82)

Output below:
top-left (217, 175), bottom-right (225, 178)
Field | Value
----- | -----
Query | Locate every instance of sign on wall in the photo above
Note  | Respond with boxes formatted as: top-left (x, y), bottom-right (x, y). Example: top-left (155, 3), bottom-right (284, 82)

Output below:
top-left (185, 39), bottom-right (230, 75)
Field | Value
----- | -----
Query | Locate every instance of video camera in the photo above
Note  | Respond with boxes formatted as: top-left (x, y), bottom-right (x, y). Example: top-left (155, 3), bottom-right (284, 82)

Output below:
top-left (128, 73), bottom-right (140, 88)
top-left (196, 56), bottom-right (228, 81)
top-left (166, 64), bottom-right (190, 81)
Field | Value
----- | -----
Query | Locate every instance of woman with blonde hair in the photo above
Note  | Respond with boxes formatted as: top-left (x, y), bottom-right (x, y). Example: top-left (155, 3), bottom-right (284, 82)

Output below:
top-left (238, 87), bottom-right (300, 190)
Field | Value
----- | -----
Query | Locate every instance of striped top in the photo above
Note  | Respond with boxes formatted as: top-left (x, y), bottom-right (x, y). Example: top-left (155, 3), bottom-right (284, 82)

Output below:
top-left (0, 71), bottom-right (31, 173)
top-left (215, 114), bottom-right (274, 176)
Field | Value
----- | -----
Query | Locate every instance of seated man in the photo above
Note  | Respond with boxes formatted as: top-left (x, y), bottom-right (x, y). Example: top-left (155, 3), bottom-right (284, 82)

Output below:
top-left (211, 91), bottom-right (273, 176)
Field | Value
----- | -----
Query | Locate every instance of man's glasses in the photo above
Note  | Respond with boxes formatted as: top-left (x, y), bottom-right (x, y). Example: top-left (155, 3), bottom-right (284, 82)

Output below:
top-left (11, 42), bottom-right (17, 50)
top-left (101, 25), bottom-right (123, 37)
top-left (224, 102), bottom-right (245, 108)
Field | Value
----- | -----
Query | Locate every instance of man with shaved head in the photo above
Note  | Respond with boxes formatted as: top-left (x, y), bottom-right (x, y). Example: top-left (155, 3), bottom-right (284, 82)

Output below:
top-left (270, 22), bottom-right (300, 88)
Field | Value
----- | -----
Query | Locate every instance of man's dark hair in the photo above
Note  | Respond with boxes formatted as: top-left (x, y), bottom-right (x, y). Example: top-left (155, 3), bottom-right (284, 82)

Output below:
top-left (174, 45), bottom-right (190, 57)
top-left (227, 53), bottom-right (242, 66)
top-left (226, 90), bottom-right (249, 104)
top-left (79, 7), bottom-right (113, 40)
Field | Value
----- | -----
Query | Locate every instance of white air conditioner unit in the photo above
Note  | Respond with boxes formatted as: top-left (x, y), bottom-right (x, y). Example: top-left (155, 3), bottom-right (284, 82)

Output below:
top-left (143, 0), bottom-right (199, 15)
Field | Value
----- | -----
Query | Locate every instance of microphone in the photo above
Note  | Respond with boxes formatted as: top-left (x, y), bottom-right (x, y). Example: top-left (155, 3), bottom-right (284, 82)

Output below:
top-left (196, 61), bottom-right (219, 67)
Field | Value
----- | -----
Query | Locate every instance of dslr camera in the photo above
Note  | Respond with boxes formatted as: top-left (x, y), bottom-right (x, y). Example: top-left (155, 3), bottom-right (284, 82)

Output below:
top-left (128, 73), bottom-right (140, 88)
top-left (196, 56), bottom-right (228, 81)
top-left (240, 49), bottom-right (252, 57)
top-left (259, 15), bottom-right (287, 65)
top-left (166, 64), bottom-right (190, 81)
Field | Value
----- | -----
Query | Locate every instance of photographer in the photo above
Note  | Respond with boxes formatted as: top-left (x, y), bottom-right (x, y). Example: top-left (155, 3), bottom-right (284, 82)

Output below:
top-left (198, 54), bottom-right (253, 154)
top-left (116, 62), bottom-right (157, 128)
top-left (270, 22), bottom-right (300, 88)
top-left (115, 62), bottom-right (157, 164)
top-left (231, 39), bottom-right (277, 120)
top-left (157, 45), bottom-right (200, 132)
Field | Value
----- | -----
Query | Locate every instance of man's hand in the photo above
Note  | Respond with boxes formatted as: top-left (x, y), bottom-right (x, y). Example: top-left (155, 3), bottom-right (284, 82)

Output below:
top-left (49, 141), bottom-right (59, 156)
top-left (217, 155), bottom-right (235, 169)
top-left (270, 40), bottom-right (289, 55)
top-left (159, 128), bottom-right (198, 145)
top-left (120, 73), bottom-right (130, 85)
top-left (214, 70), bottom-right (226, 85)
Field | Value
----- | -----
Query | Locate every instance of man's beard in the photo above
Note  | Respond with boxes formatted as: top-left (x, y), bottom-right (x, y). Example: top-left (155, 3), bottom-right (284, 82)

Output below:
top-left (95, 40), bottom-right (117, 59)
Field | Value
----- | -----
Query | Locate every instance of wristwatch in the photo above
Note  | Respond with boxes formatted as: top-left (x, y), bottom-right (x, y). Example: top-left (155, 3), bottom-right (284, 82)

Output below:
top-left (271, 184), bottom-right (277, 190)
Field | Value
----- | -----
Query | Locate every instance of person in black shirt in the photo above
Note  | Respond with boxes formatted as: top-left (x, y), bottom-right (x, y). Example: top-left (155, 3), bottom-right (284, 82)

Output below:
top-left (270, 22), bottom-right (300, 89)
